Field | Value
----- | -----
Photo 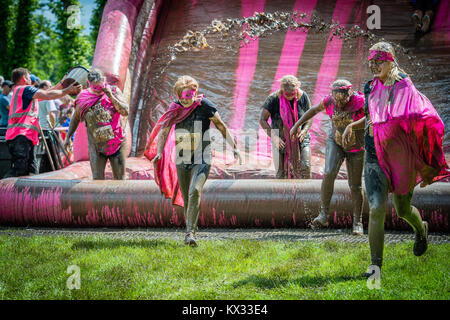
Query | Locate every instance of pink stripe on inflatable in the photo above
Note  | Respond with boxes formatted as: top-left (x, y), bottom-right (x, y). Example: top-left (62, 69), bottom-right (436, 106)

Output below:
top-left (309, 0), bottom-right (359, 152)
top-left (257, 0), bottom-right (318, 158)
top-left (434, 0), bottom-right (450, 30)
top-left (92, 0), bottom-right (145, 90)
top-left (270, 0), bottom-right (318, 93)
top-left (433, 0), bottom-right (450, 43)
top-left (130, 1), bottom-right (163, 116)
top-left (311, 0), bottom-right (359, 105)
top-left (229, 0), bottom-right (266, 136)
top-left (353, 1), bottom-right (367, 90)
top-left (72, 122), bottom-right (89, 162)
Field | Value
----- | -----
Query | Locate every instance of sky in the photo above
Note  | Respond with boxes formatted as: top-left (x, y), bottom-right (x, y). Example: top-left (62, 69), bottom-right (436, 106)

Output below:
top-left (38, 0), bottom-right (97, 35)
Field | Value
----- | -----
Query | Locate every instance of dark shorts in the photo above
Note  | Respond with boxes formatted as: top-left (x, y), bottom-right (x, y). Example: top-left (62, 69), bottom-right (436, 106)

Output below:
top-left (99, 143), bottom-right (126, 159)
top-left (364, 150), bottom-right (390, 210)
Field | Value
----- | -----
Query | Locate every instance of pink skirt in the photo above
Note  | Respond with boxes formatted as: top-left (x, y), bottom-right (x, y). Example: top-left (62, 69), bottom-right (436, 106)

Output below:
top-left (373, 117), bottom-right (450, 195)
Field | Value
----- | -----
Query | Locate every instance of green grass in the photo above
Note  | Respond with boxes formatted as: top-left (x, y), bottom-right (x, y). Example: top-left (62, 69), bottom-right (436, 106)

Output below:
top-left (0, 234), bottom-right (448, 300)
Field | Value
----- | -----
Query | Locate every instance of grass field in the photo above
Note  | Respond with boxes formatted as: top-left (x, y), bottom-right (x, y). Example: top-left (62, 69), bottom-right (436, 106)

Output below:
top-left (0, 234), bottom-right (449, 300)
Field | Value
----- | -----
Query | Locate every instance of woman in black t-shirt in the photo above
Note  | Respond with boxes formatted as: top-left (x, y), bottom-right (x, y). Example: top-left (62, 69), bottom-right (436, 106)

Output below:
top-left (259, 75), bottom-right (312, 179)
top-left (148, 76), bottom-right (242, 246)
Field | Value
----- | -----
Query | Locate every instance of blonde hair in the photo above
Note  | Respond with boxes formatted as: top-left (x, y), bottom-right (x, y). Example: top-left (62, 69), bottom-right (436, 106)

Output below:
top-left (173, 75), bottom-right (199, 98)
top-left (276, 75), bottom-right (301, 97)
top-left (369, 42), bottom-right (408, 86)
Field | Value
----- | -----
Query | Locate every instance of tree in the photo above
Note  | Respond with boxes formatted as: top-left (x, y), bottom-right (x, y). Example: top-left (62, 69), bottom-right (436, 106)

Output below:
top-left (32, 13), bottom-right (63, 83)
top-left (47, 0), bottom-right (92, 80)
top-left (0, 0), bottom-right (16, 77)
top-left (10, 0), bottom-right (39, 73)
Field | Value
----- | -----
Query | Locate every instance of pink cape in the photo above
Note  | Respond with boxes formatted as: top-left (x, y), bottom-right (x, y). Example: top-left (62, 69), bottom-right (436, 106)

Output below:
top-left (76, 89), bottom-right (104, 120)
top-left (279, 94), bottom-right (301, 178)
top-left (75, 88), bottom-right (125, 156)
top-left (368, 77), bottom-right (450, 195)
top-left (144, 97), bottom-right (203, 207)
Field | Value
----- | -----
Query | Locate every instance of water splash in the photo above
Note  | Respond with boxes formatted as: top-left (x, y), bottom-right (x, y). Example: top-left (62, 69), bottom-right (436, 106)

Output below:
top-left (155, 11), bottom-right (426, 82)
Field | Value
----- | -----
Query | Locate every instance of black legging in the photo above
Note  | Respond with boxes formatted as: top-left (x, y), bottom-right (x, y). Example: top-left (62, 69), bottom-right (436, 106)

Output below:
top-left (321, 138), bottom-right (364, 223)
top-left (177, 163), bottom-right (211, 233)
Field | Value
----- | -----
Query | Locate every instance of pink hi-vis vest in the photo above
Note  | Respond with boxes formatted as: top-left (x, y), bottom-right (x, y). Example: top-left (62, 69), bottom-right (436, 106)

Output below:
top-left (5, 86), bottom-right (40, 145)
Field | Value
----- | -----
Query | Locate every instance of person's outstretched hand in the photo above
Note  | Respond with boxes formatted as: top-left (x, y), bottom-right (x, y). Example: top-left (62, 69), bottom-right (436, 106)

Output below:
top-left (64, 82), bottom-right (82, 96)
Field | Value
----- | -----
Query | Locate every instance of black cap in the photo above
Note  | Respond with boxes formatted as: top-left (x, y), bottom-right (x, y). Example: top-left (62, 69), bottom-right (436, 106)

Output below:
top-left (1, 80), bottom-right (13, 87)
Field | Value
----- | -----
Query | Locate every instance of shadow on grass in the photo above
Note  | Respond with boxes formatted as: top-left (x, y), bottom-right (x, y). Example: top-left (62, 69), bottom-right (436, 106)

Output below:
top-left (71, 238), bottom-right (180, 250)
top-left (232, 273), bottom-right (360, 289)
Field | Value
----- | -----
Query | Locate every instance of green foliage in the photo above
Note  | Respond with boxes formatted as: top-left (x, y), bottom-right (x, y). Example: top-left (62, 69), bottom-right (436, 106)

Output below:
top-left (47, 0), bottom-right (92, 81)
top-left (0, 0), bottom-right (103, 82)
top-left (0, 0), bottom-right (16, 77)
top-left (32, 13), bottom-right (62, 83)
top-left (10, 0), bottom-right (40, 73)
top-left (0, 234), bottom-right (449, 300)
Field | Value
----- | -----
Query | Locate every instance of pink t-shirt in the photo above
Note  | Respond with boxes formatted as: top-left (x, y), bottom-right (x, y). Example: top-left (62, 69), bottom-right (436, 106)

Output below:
top-left (323, 92), bottom-right (365, 152)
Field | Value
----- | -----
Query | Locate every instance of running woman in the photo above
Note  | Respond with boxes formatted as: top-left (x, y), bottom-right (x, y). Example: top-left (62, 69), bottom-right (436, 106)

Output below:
top-left (146, 75), bottom-right (242, 246)
top-left (343, 42), bottom-right (450, 276)
top-left (290, 79), bottom-right (366, 235)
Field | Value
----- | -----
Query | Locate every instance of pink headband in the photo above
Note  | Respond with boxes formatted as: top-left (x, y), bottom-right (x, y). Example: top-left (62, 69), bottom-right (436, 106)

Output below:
top-left (332, 85), bottom-right (352, 91)
top-left (368, 50), bottom-right (394, 62)
top-left (180, 89), bottom-right (196, 99)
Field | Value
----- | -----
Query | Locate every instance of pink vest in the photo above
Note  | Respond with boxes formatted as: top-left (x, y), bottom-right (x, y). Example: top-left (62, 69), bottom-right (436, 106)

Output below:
top-left (5, 86), bottom-right (40, 145)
